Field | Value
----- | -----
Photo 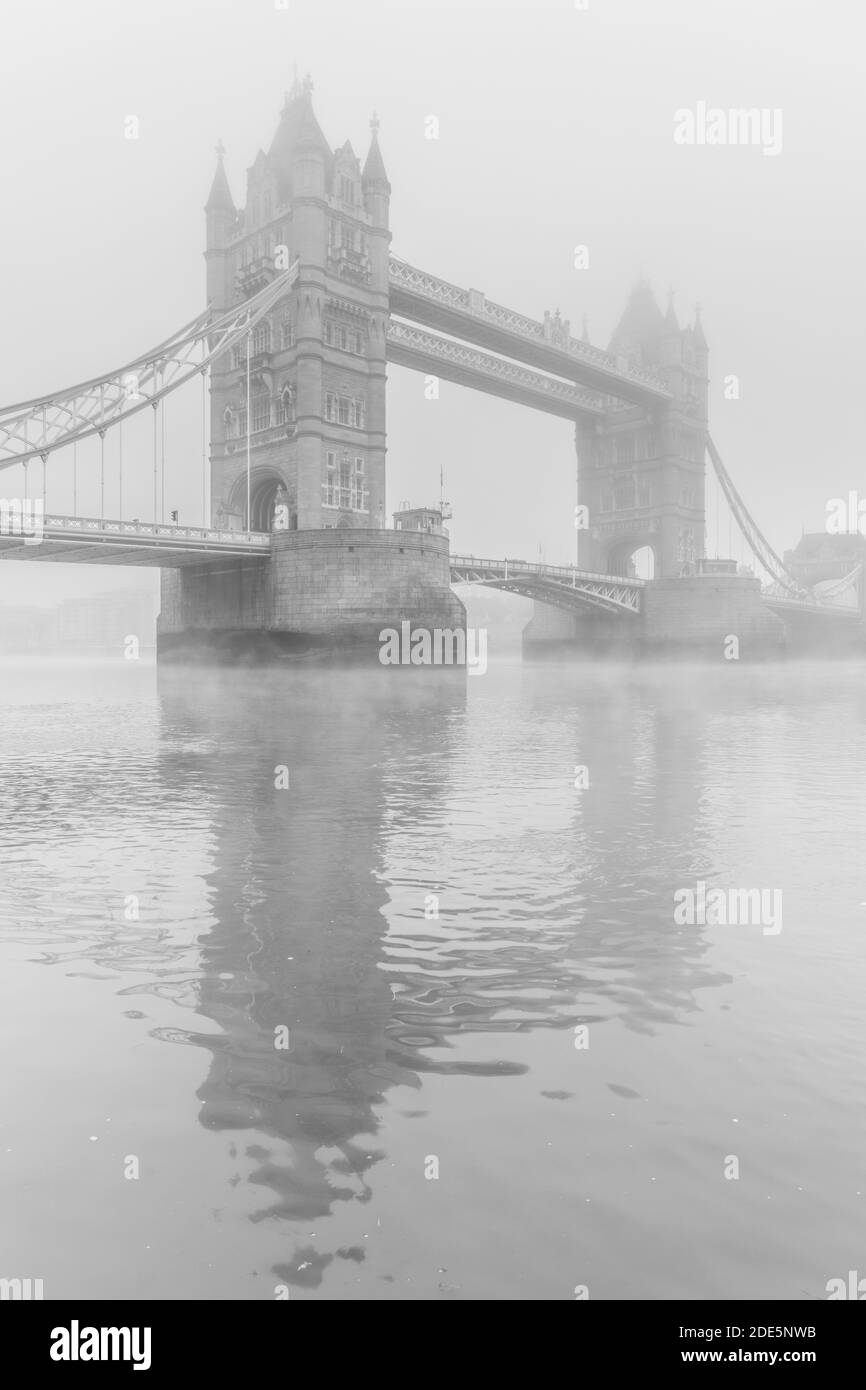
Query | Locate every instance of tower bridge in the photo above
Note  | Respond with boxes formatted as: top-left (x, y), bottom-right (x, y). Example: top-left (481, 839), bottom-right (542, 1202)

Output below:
top-left (0, 75), bottom-right (861, 660)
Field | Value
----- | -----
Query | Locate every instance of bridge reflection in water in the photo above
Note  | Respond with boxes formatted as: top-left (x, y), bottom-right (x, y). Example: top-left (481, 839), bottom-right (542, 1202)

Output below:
top-left (2, 660), bottom-right (863, 1297)
top-left (152, 664), bottom-right (727, 1294)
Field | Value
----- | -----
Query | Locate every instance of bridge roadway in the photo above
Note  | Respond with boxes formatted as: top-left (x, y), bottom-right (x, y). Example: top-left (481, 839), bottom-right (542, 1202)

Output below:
top-left (0, 515), bottom-right (272, 567)
top-left (0, 518), bottom-right (644, 613)
top-left (0, 518), bottom-right (857, 623)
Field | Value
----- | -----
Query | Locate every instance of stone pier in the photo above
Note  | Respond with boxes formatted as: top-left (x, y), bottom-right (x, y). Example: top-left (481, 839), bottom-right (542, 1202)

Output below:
top-left (523, 575), bottom-right (787, 660)
top-left (157, 529), bottom-right (466, 663)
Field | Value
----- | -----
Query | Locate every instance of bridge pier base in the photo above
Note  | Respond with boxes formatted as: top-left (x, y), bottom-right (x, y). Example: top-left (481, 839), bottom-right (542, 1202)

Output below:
top-left (522, 600), bottom-right (634, 659)
top-left (523, 575), bottom-right (787, 660)
top-left (157, 529), bottom-right (466, 664)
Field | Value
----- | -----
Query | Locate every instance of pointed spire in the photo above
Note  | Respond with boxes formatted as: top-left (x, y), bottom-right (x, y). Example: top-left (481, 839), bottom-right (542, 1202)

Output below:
top-left (283, 67), bottom-right (313, 112)
top-left (205, 139), bottom-right (235, 213)
top-left (608, 279), bottom-right (665, 357)
top-left (693, 302), bottom-right (708, 349)
top-left (665, 286), bottom-right (679, 330)
top-left (362, 110), bottom-right (390, 188)
top-left (270, 72), bottom-right (332, 177)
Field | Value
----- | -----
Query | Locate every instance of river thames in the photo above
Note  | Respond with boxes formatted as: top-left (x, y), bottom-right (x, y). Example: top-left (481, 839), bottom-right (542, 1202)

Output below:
top-left (1, 655), bottom-right (864, 1300)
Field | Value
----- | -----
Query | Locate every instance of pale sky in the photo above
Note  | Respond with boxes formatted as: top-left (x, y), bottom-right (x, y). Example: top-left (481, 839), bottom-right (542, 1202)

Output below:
top-left (1, 0), bottom-right (864, 604)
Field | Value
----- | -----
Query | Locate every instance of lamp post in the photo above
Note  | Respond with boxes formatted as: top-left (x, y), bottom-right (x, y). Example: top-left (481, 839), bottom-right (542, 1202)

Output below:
top-left (245, 330), bottom-right (251, 535)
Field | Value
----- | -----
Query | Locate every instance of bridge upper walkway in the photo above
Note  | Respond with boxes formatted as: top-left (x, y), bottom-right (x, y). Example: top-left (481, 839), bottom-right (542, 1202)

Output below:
top-left (388, 258), bottom-right (673, 408)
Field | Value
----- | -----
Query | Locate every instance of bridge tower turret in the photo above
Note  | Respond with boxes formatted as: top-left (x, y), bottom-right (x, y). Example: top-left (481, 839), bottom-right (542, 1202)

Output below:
top-left (206, 77), bottom-right (390, 533)
top-left (204, 142), bottom-right (236, 315)
top-left (361, 113), bottom-right (391, 532)
top-left (577, 283), bottom-right (708, 579)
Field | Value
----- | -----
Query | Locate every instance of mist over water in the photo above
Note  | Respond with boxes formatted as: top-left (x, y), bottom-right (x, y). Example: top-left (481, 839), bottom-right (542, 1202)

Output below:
top-left (1, 656), bottom-right (864, 1299)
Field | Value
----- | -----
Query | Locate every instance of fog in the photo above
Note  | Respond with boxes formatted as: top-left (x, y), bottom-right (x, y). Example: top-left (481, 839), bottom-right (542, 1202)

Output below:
top-left (1, 0), bottom-right (864, 606)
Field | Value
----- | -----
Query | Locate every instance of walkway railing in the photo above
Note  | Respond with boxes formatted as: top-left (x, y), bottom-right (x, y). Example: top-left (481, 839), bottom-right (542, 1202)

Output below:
top-left (389, 257), bottom-right (671, 399)
top-left (386, 322), bottom-right (618, 416)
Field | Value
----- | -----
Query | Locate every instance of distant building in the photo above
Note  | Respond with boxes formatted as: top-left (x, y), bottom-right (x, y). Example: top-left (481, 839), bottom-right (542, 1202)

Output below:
top-left (0, 590), bottom-right (158, 653)
top-left (0, 606), bottom-right (57, 652)
top-left (55, 590), bottom-right (158, 649)
top-left (783, 532), bottom-right (866, 588)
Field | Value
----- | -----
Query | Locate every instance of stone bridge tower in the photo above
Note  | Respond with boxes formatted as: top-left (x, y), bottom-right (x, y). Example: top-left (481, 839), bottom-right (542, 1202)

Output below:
top-left (576, 285), bottom-right (708, 579)
top-left (204, 75), bottom-right (390, 533)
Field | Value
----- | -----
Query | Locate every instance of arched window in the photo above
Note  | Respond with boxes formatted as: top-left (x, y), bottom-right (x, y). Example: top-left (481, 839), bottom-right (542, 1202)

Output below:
top-left (276, 384), bottom-right (294, 428)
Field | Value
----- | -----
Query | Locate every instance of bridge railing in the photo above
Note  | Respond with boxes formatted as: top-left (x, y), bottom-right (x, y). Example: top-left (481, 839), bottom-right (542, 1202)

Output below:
top-left (36, 516), bottom-right (272, 547)
top-left (450, 554), bottom-right (646, 586)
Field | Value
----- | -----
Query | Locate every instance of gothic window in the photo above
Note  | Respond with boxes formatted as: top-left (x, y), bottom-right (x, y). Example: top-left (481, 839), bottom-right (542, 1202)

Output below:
top-left (339, 454), bottom-right (353, 508)
top-left (351, 399), bottom-right (365, 428)
top-left (614, 478), bottom-right (635, 511)
top-left (325, 392), bottom-right (337, 422)
top-left (338, 396), bottom-right (351, 425)
top-left (251, 322), bottom-right (271, 356)
top-left (615, 436), bottom-right (635, 466)
top-left (324, 318), bottom-right (365, 354)
top-left (638, 480), bottom-right (653, 508)
top-left (281, 316), bottom-right (294, 350)
top-left (351, 456), bottom-right (366, 511)
top-left (340, 176), bottom-right (354, 203)
top-left (323, 450), bottom-right (338, 507)
top-left (275, 385), bottom-right (294, 427)
top-left (677, 527), bottom-right (697, 562)
top-left (251, 390), bottom-right (271, 433)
